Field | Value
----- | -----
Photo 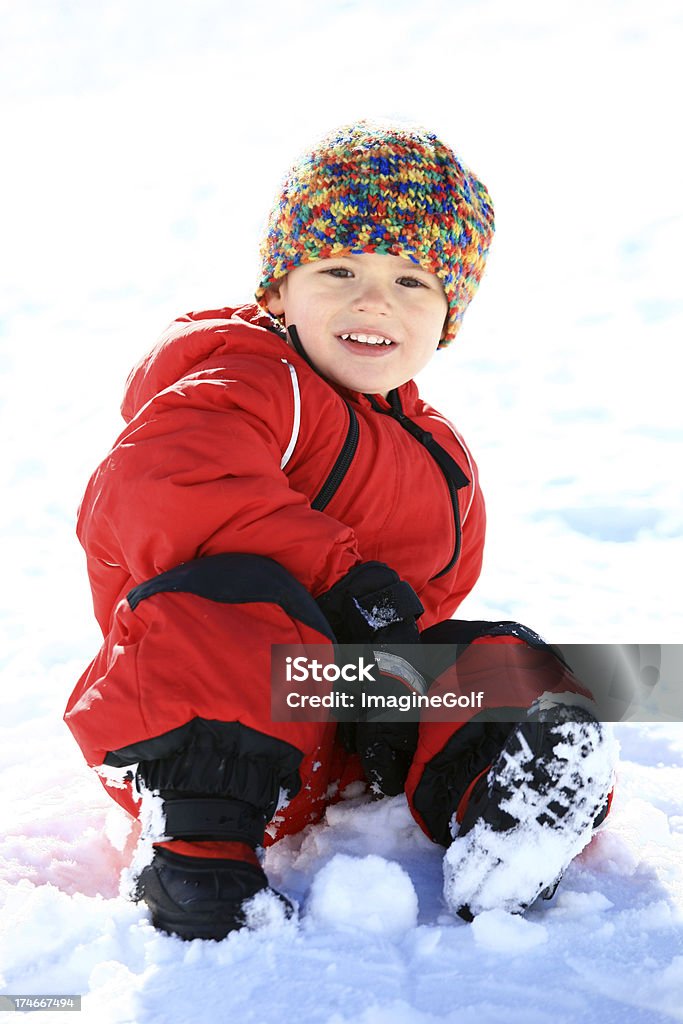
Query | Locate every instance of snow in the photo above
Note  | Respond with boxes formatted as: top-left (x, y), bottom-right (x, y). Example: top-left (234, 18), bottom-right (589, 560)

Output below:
top-left (470, 908), bottom-right (548, 953)
top-left (2, 0), bottom-right (683, 1021)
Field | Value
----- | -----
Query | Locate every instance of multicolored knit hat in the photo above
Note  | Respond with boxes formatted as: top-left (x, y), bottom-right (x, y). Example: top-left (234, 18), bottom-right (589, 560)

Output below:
top-left (255, 119), bottom-right (494, 346)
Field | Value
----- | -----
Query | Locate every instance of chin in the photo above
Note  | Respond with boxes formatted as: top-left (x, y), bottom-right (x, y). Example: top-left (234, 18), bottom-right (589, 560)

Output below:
top-left (345, 378), bottom-right (390, 395)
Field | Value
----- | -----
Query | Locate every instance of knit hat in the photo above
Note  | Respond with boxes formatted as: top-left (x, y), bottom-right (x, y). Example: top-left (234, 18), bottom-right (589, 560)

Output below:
top-left (255, 119), bottom-right (494, 346)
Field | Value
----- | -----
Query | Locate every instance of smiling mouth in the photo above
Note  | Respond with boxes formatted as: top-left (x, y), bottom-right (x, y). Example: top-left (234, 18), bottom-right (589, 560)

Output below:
top-left (338, 332), bottom-right (396, 347)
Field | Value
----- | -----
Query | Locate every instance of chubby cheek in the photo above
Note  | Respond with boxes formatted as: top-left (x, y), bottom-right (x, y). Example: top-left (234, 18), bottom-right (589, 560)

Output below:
top-left (290, 303), bottom-right (324, 337)
top-left (410, 328), bottom-right (442, 363)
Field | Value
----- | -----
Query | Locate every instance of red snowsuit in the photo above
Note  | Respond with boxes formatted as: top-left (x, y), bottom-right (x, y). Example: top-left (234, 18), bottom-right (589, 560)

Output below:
top-left (65, 303), bottom-right (584, 848)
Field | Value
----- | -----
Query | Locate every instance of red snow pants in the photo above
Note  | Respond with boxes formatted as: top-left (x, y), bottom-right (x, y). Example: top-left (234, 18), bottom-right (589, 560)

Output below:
top-left (65, 554), bottom-right (603, 848)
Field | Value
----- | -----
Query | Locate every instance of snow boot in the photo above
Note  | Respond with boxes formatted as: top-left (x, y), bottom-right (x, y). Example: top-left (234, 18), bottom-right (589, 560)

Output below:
top-left (443, 703), bottom-right (615, 920)
top-left (135, 842), bottom-right (294, 940)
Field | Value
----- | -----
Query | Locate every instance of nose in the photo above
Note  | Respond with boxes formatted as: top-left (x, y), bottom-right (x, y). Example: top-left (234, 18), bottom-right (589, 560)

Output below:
top-left (352, 277), bottom-right (392, 315)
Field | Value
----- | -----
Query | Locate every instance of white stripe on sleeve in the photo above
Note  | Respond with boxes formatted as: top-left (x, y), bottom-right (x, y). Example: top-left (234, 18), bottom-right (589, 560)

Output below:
top-left (280, 359), bottom-right (302, 470)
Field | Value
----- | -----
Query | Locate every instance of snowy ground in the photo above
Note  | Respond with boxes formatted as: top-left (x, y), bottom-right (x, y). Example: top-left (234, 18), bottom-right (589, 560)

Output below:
top-left (1, 1), bottom-right (682, 1021)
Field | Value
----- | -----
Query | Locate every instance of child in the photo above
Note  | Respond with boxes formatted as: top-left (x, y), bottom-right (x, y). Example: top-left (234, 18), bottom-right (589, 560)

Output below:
top-left (65, 120), bottom-right (614, 939)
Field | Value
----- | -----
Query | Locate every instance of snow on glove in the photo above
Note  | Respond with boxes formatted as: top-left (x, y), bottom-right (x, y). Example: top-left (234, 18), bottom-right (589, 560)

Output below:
top-left (316, 562), bottom-right (426, 796)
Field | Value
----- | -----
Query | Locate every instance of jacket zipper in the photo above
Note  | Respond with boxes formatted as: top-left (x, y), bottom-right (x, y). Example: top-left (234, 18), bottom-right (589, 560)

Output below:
top-left (312, 401), bottom-right (359, 511)
top-left (311, 390), bottom-right (467, 577)
top-left (433, 470), bottom-right (463, 578)
top-left (367, 391), bottom-right (469, 580)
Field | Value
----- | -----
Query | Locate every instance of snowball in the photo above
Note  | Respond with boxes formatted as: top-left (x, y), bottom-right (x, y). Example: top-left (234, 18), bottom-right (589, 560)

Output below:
top-left (307, 854), bottom-right (418, 937)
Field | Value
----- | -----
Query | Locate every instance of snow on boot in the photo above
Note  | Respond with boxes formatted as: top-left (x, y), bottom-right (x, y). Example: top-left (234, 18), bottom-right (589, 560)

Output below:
top-left (443, 704), bottom-right (616, 920)
top-left (135, 843), bottom-right (294, 941)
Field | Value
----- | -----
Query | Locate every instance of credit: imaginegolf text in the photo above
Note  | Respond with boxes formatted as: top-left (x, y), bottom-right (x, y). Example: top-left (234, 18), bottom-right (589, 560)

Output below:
top-left (270, 645), bottom-right (485, 721)
top-left (284, 651), bottom-right (484, 713)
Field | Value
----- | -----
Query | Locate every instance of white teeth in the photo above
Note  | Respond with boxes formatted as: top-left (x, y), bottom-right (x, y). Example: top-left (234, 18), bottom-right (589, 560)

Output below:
top-left (340, 333), bottom-right (393, 346)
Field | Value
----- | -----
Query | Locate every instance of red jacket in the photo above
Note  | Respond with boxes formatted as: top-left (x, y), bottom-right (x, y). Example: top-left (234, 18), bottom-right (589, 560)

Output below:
top-left (65, 303), bottom-right (486, 838)
top-left (79, 303), bottom-right (485, 637)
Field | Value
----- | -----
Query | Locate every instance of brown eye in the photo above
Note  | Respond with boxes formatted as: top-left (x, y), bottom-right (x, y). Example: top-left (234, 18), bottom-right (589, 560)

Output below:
top-left (397, 277), bottom-right (425, 288)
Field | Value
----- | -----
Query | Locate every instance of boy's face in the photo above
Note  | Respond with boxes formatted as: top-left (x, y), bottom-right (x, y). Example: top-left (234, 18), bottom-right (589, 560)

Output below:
top-left (264, 253), bottom-right (449, 397)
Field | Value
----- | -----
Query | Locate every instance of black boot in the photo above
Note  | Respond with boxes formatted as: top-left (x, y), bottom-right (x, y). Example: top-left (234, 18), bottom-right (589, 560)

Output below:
top-left (131, 791), bottom-right (294, 940)
top-left (444, 704), bottom-right (615, 920)
top-left (135, 843), bottom-right (294, 941)
top-left (127, 721), bottom-right (302, 939)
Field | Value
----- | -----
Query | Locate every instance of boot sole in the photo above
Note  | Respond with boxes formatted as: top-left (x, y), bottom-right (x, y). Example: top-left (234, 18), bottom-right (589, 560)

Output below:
top-left (443, 711), bottom-right (615, 918)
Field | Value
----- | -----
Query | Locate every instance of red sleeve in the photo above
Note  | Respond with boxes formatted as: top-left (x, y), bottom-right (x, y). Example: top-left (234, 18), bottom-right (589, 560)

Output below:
top-left (78, 356), bottom-right (362, 633)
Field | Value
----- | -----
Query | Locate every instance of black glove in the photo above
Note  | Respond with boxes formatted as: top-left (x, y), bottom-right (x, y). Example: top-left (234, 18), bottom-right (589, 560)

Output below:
top-left (317, 562), bottom-right (425, 796)
top-left (316, 561), bottom-right (424, 645)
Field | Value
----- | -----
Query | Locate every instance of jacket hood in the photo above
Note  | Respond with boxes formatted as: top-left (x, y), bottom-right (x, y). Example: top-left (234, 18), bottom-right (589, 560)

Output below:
top-left (121, 304), bottom-right (284, 423)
